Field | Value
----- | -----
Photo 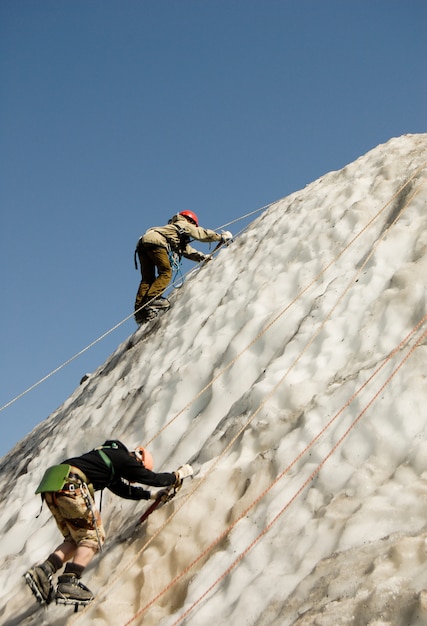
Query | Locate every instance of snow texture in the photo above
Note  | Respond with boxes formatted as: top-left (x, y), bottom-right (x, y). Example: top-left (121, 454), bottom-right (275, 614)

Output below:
top-left (0, 134), bottom-right (427, 626)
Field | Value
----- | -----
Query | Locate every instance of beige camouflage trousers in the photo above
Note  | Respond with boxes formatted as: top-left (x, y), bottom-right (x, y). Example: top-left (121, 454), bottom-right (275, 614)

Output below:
top-left (45, 488), bottom-right (106, 551)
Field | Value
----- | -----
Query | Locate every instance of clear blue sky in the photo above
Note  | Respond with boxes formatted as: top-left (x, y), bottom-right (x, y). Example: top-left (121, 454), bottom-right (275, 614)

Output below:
top-left (0, 0), bottom-right (426, 458)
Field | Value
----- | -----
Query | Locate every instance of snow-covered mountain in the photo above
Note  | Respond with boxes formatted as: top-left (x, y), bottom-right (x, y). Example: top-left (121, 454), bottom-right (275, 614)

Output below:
top-left (1, 134), bottom-right (427, 626)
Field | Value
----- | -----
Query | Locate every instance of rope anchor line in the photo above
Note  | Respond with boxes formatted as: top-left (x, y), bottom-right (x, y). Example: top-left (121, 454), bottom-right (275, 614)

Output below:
top-left (1, 164), bottom-right (425, 416)
top-left (0, 211), bottom-right (260, 416)
top-left (125, 320), bottom-right (427, 626)
top-left (70, 170), bottom-right (427, 624)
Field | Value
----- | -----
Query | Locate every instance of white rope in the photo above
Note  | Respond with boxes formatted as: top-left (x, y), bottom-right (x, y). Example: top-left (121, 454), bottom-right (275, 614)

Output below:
top-left (0, 202), bottom-right (271, 415)
top-left (215, 200), bottom-right (276, 230)
top-left (0, 310), bottom-right (136, 413)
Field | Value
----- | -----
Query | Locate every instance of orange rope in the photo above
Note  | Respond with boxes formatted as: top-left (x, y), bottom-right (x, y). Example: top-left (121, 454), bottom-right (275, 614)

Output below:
top-left (144, 163), bottom-right (426, 447)
top-left (172, 325), bottom-right (427, 625)
top-left (127, 319), bottom-right (427, 626)
top-left (121, 173), bottom-right (426, 623)
top-left (70, 166), bottom-right (426, 625)
top-left (134, 173), bottom-right (426, 596)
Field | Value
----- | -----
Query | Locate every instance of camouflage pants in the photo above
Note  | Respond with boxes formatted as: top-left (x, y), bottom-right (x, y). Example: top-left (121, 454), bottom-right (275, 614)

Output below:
top-left (45, 488), bottom-right (106, 551)
top-left (135, 245), bottom-right (172, 312)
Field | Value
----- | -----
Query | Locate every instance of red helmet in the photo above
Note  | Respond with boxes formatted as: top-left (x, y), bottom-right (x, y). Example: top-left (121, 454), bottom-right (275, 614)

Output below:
top-left (134, 446), bottom-right (154, 470)
top-left (179, 211), bottom-right (199, 227)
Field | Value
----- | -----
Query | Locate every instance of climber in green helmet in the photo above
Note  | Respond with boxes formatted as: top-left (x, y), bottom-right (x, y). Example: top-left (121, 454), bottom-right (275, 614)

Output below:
top-left (24, 440), bottom-right (193, 606)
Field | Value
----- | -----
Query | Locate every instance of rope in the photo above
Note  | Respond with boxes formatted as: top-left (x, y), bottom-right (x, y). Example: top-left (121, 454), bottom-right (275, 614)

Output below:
top-left (70, 171), bottom-right (426, 624)
top-left (144, 165), bottom-right (427, 447)
top-left (0, 218), bottom-right (242, 415)
top-left (171, 323), bottom-right (427, 626)
top-left (0, 310), bottom-right (138, 414)
top-left (2, 164), bottom-right (424, 417)
top-left (125, 317), bottom-right (427, 626)
top-left (214, 200), bottom-right (275, 230)
top-left (120, 174), bottom-right (427, 622)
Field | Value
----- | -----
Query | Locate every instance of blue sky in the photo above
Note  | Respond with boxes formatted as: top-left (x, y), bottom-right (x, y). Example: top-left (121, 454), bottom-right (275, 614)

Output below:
top-left (0, 0), bottom-right (426, 458)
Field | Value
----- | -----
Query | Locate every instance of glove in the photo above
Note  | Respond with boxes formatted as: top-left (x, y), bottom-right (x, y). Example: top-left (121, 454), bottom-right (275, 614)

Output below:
top-left (174, 464), bottom-right (193, 483)
top-left (220, 230), bottom-right (233, 243)
top-left (150, 488), bottom-right (171, 501)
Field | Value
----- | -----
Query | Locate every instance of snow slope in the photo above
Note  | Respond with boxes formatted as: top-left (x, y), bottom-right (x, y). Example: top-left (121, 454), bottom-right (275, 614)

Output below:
top-left (0, 134), bottom-right (427, 626)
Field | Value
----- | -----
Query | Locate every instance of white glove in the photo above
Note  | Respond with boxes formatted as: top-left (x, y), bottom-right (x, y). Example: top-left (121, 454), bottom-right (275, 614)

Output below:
top-left (175, 464), bottom-right (193, 482)
top-left (220, 230), bottom-right (233, 243)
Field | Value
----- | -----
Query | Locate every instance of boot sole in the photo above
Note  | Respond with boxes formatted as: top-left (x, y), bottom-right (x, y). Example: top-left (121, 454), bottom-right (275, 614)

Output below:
top-left (56, 596), bottom-right (93, 606)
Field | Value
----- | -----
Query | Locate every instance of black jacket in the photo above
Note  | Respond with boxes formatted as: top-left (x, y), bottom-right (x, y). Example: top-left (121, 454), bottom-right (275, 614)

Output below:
top-left (63, 440), bottom-right (176, 501)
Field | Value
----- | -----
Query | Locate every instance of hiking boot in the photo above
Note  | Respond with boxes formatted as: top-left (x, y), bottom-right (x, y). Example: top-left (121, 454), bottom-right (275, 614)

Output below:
top-left (135, 307), bottom-right (158, 325)
top-left (149, 297), bottom-right (170, 310)
top-left (24, 562), bottom-right (55, 604)
top-left (56, 573), bottom-right (94, 604)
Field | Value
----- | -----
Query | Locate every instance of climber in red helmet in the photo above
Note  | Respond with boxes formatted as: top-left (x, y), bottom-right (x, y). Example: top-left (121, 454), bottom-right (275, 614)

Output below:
top-left (24, 440), bottom-right (193, 606)
top-left (134, 211), bottom-right (232, 324)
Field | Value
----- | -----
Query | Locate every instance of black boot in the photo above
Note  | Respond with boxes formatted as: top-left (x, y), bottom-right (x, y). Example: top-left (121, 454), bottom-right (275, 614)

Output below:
top-left (24, 560), bottom-right (55, 604)
top-left (135, 307), bottom-right (158, 324)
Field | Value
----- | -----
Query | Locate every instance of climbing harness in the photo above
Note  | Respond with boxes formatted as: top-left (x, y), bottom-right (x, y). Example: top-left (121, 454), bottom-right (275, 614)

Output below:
top-left (168, 249), bottom-right (185, 288)
top-left (80, 482), bottom-right (104, 553)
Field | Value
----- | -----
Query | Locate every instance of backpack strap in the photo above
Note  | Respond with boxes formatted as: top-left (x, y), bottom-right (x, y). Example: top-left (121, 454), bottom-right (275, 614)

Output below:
top-left (93, 446), bottom-right (117, 513)
top-left (96, 449), bottom-right (115, 481)
top-left (134, 237), bottom-right (142, 270)
top-left (173, 225), bottom-right (191, 255)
